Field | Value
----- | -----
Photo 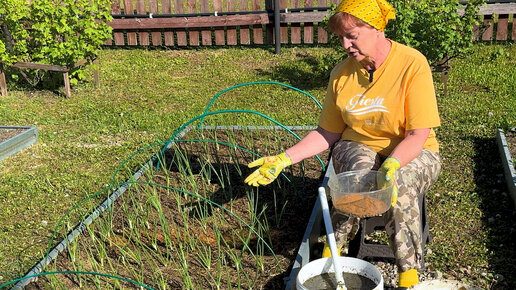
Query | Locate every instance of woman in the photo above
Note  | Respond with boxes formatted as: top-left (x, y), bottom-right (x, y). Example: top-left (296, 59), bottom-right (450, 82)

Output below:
top-left (244, 0), bottom-right (441, 288)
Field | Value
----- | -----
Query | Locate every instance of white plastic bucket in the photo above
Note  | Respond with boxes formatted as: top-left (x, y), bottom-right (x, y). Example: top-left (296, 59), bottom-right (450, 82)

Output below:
top-left (296, 257), bottom-right (384, 290)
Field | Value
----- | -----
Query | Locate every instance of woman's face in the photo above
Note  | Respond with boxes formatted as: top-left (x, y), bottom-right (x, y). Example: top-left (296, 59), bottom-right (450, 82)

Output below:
top-left (336, 21), bottom-right (381, 63)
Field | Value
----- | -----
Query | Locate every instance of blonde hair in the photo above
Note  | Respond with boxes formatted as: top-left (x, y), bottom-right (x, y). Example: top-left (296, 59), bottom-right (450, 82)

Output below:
top-left (328, 12), bottom-right (372, 35)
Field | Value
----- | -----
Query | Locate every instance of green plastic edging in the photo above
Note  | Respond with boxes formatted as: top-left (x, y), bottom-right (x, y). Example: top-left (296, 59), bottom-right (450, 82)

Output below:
top-left (0, 126), bottom-right (38, 162)
top-left (496, 128), bottom-right (516, 209)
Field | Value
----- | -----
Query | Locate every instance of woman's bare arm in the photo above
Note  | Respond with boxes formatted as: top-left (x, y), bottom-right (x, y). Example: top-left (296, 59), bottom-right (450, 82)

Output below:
top-left (285, 126), bottom-right (342, 164)
top-left (389, 128), bottom-right (431, 167)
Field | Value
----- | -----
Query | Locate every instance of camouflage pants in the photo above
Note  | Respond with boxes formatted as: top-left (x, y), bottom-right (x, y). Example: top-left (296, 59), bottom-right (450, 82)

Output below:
top-left (330, 140), bottom-right (441, 272)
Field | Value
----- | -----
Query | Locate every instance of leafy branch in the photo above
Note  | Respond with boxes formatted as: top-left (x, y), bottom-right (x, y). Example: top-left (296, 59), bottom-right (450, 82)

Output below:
top-left (386, 0), bottom-right (485, 67)
top-left (322, 0), bottom-right (486, 68)
top-left (0, 0), bottom-right (113, 85)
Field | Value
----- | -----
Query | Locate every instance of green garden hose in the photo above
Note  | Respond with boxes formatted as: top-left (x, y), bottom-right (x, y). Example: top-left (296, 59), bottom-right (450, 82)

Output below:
top-left (0, 271), bottom-right (154, 289)
top-left (198, 81), bottom-right (323, 128)
top-left (160, 110), bottom-right (326, 172)
top-left (16, 82), bottom-right (326, 289)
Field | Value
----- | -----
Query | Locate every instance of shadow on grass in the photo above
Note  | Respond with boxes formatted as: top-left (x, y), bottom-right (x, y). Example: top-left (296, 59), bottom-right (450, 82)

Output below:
top-left (2, 66), bottom-right (70, 97)
top-left (473, 137), bottom-right (516, 289)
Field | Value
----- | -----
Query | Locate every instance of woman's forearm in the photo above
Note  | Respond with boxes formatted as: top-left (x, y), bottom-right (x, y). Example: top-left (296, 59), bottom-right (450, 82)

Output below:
top-left (389, 128), bottom-right (431, 167)
top-left (285, 126), bottom-right (342, 164)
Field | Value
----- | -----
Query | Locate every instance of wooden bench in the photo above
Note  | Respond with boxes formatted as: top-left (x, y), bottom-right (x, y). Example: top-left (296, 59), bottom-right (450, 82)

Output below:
top-left (0, 59), bottom-right (98, 98)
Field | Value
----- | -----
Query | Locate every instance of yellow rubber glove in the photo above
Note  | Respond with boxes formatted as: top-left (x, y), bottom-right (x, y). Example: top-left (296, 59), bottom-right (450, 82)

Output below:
top-left (244, 152), bottom-right (292, 186)
top-left (379, 157), bottom-right (400, 206)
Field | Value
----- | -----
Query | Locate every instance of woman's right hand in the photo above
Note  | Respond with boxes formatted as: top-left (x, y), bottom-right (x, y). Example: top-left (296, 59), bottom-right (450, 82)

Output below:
top-left (244, 152), bottom-right (292, 186)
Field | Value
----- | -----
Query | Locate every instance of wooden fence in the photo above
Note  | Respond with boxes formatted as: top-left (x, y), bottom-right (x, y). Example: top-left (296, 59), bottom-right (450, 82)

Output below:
top-left (474, 2), bottom-right (516, 41)
top-left (106, 1), bottom-right (516, 47)
top-left (107, 0), bottom-right (340, 47)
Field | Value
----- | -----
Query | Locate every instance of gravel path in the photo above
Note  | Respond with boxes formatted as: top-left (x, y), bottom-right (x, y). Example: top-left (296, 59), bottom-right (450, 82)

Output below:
top-left (371, 258), bottom-right (443, 289)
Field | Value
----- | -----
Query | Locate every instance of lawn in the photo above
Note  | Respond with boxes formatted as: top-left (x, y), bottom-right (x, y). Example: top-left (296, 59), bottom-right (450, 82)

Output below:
top-left (0, 42), bottom-right (515, 289)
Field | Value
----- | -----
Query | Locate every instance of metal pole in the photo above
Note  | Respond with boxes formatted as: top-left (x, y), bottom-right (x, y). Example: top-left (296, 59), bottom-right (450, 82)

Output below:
top-left (274, 0), bottom-right (281, 54)
top-left (318, 187), bottom-right (346, 289)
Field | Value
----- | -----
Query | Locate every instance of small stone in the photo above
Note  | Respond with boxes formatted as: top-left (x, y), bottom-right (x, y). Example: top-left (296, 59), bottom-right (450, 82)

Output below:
top-left (432, 270), bottom-right (443, 279)
top-left (40, 220), bottom-right (48, 226)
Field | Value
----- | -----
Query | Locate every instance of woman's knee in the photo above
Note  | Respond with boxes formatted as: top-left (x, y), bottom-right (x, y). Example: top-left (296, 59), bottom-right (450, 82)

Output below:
top-left (397, 149), bottom-right (441, 195)
top-left (332, 140), bottom-right (381, 173)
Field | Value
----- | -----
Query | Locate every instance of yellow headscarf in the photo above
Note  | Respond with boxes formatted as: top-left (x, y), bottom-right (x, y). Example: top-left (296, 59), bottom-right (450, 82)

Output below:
top-left (336, 0), bottom-right (396, 31)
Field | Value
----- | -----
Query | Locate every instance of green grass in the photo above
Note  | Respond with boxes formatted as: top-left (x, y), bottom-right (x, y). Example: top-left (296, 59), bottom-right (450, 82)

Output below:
top-left (0, 46), bottom-right (334, 286)
top-left (0, 43), bottom-right (515, 288)
top-left (427, 42), bottom-right (516, 286)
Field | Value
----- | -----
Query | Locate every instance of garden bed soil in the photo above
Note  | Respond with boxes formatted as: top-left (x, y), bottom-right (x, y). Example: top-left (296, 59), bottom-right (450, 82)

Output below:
top-left (0, 128), bottom-right (26, 143)
top-left (26, 128), bottom-right (331, 289)
top-left (505, 131), bottom-right (516, 167)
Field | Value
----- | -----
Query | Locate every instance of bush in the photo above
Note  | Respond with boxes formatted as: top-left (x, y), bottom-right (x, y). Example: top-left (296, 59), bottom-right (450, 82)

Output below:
top-left (0, 0), bottom-right (30, 65)
top-left (0, 0), bottom-right (113, 83)
top-left (322, 0), bottom-right (485, 67)
top-left (386, 0), bottom-right (485, 67)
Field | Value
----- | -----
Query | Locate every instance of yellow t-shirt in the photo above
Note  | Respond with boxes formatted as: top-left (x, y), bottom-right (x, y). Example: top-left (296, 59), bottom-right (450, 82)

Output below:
top-left (318, 40), bottom-right (440, 157)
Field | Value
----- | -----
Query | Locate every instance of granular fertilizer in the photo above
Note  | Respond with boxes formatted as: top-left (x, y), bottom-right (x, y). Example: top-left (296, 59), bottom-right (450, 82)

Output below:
top-left (333, 194), bottom-right (389, 217)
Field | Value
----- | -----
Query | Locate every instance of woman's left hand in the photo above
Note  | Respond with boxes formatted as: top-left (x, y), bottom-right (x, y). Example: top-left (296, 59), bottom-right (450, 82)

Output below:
top-left (378, 157), bottom-right (400, 206)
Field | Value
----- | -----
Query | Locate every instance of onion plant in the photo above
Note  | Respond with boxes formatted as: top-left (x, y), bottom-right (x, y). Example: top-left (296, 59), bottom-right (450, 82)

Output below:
top-left (30, 124), bottom-right (325, 289)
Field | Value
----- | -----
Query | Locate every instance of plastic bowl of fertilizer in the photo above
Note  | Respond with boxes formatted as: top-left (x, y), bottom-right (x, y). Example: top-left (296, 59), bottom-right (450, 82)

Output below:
top-left (328, 169), bottom-right (394, 218)
top-left (296, 257), bottom-right (383, 290)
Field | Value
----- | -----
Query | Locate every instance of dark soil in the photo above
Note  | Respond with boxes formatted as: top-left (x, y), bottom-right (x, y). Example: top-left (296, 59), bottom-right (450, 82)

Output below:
top-left (505, 131), bottom-right (516, 168)
top-left (26, 128), bottom-right (331, 289)
top-left (303, 272), bottom-right (377, 290)
top-left (0, 128), bottom-right (26, 143)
